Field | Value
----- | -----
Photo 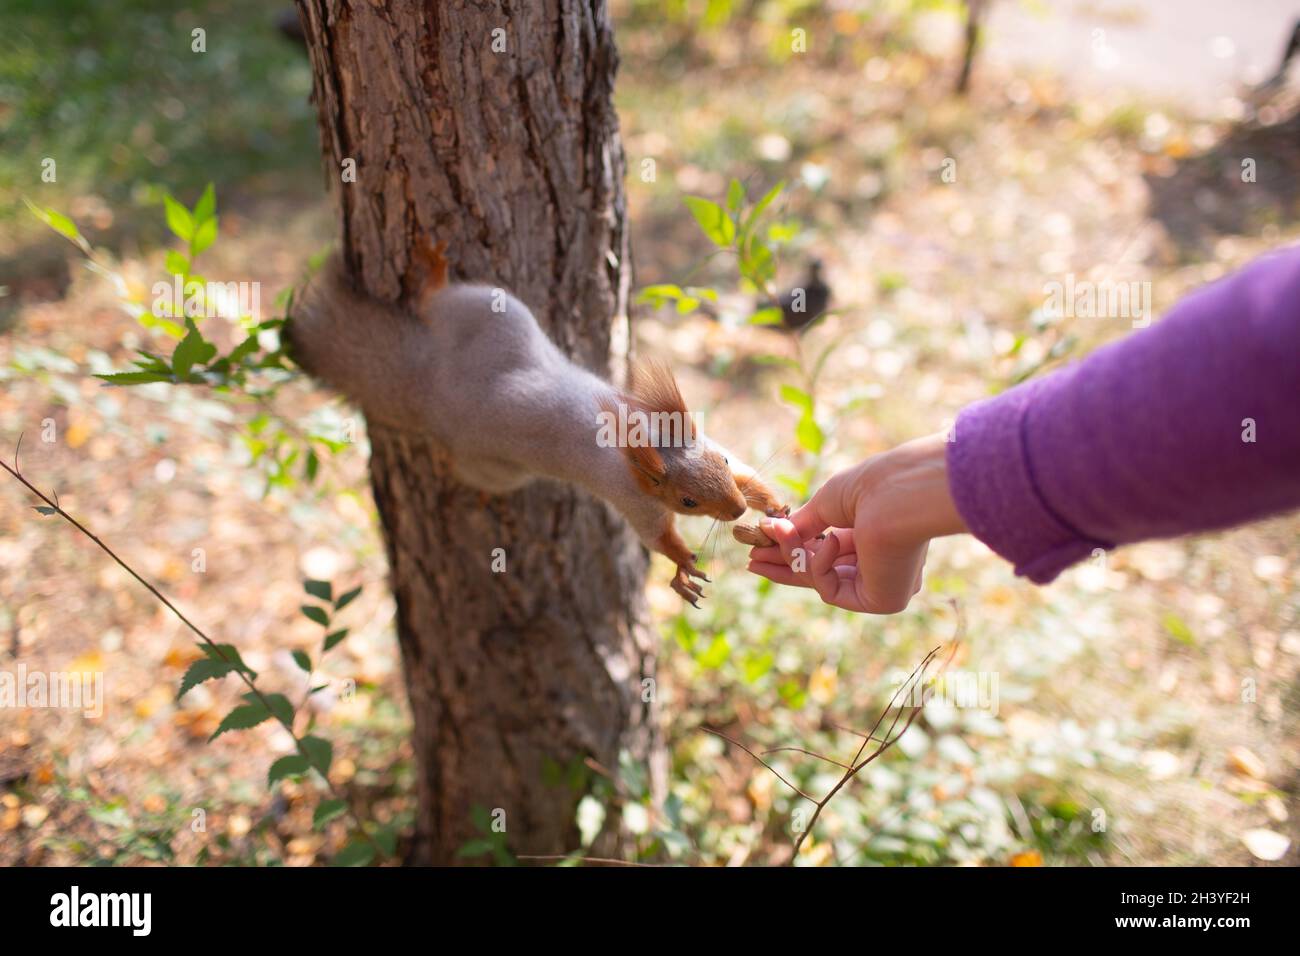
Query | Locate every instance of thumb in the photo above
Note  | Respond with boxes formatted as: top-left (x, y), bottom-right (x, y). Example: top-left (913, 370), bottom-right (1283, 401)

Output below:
top-left (786, 465), bottom-right (860, 540)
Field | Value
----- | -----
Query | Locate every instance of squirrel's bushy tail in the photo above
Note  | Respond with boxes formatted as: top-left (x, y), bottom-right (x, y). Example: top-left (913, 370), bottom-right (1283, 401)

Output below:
top-left (286, 256), bottom-right (433, 432)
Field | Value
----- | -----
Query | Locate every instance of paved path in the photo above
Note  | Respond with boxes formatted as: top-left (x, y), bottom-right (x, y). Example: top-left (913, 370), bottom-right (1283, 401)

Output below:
top-left (984, 0), bottom-right (1300, 107)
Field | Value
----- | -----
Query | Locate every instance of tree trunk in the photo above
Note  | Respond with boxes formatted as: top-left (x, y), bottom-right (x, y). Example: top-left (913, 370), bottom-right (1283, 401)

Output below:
top-left (295, 0), bottom-right (658, 865)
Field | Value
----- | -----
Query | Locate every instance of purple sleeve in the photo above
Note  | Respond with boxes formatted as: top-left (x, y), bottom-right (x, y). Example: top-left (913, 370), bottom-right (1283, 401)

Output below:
top-left (947, 246), bottom-right (1300, 584)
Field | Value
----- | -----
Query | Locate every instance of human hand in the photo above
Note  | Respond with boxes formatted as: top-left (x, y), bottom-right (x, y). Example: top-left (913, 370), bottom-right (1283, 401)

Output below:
top-left (745, 433), bottom-right (968, 613)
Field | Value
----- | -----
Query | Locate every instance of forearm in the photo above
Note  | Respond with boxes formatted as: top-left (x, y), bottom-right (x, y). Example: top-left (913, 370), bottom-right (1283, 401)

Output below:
top-left (947, 246), bottom-right (1300, 583)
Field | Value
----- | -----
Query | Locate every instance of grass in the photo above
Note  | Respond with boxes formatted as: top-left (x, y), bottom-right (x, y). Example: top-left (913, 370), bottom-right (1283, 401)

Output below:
top-left (0, 0), bottom-right (318, 245)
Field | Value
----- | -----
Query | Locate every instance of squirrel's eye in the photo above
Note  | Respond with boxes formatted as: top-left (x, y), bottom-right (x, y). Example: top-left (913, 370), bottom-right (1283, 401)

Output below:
top-left (681, 496), bottom-right (698, 508)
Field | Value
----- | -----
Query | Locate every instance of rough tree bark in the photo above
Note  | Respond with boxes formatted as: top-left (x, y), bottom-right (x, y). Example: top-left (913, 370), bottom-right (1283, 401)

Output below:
top-left (294, 0), bottom-right (658, 865)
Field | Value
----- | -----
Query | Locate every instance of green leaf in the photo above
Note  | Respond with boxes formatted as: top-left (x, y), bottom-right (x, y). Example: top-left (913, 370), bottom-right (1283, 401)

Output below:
top-left (777, 473), bottom-right (810, 497)
top-left (300, 604), bottom-right (330, 627)
top-left (254, 692), bottom-right (295, 726)
top-left (24, 199), bottom-right (91, 254)
top-left (163, 195), bottom-right (194, 243)
top-left (323, 629), bottom-right (349, 652)
top-left (96, 370), bottom-right (172, 385)
top-left (743, 180), bottom-right (785, 236)
top-left (740, 242), bottom-right (775, 285)
top-left (304, 579), bottom-right (333, 602)
top-left (299, 735), bottom-right (333, 777)
top-left (139, 312), bottom-right (188, 339)
top-left (683, 196), bottom-right (735, 247)
top-left (193, 183), bottom-right (217, 224)
top-left (457, 838), bottom-right (495, 859)
top-left (334, 586), bottom-right (362, 611)
top-left (45, 210), bottom-right (81, 242)
top-left (267, 754), bottom-right (309, 786)
top-left (696, 634), bottom-right (731, 669)
top-left (752, 353), bottom-right (801, 369)
top-left (332, 839), bottom-right (375, 867)
top-left (226, 333), bottom-right (261, 366)
top-left (33, 506), bottom-right (57, 516)
top-left (292, 649), bottom-right (312, 673)
top-left (767, 220), bottom-right (801, 243)
top-left (749, 307), bottom-right (784, 326)
top-left (177, 658), bottom-right (238, 699)
top-left (1161, 613), bottom-right (1195, 646)
top-left (313, 799), bottom-right (348, 830)
top-left (796, 412), bottom-right (825, 454)
top-left (635, 283), bottom-right (683, 307)
top-left (726, 177), bottom-right (745, 212)
top-left (372, 825), bottom-right (398, 858)
top-left (209, 700), bottom-right (271, 741)
top-left (202, 643), bottom-right (254, 677)
top-left (779, 384), bottom-right (814, 412)
top-left (742, 651), bottom-right (775, 684)
top-left (165, 250), bottom-right (190, 276)
top-left (190, 216), bottom-right (218, 256)
top-left (171, 322), bottom-right (217, 379)
top-left (303, 448), bottom-right (319, 483)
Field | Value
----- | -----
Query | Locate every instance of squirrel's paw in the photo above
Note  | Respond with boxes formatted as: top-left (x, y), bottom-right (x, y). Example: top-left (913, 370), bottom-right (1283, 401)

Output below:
top-left (671, 565), bottom-right (707, 607)
top-left (742, 485), bottom-right (790, 518)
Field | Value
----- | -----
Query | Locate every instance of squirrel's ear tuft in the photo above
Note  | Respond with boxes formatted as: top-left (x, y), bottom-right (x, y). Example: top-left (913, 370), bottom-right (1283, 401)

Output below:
top-left (630, 358), bottom-right (689, 417)
top-left (600, 389), bottom-right (668, 491)
top-left (625, 441), bottom-right (667, 491)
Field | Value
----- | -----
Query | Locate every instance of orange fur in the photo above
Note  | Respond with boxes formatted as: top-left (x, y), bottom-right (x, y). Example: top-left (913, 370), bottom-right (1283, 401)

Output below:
top-left (408, 237), bottom-right (450, 312)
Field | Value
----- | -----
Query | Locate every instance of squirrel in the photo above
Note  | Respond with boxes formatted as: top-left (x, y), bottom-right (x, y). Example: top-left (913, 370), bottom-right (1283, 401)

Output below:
top-left (287, 241), bottom-right (788, 606)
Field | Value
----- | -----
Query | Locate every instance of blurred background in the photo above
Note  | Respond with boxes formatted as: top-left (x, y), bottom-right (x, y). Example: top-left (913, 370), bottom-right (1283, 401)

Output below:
top-left (1, 0), bottom-right (1297, 866)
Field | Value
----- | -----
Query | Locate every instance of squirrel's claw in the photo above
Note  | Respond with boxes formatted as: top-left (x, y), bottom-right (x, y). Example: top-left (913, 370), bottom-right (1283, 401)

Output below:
top-left (672, 566), bottom-right (706, 607)
top-left (743, 490), bottom-right (789, 518)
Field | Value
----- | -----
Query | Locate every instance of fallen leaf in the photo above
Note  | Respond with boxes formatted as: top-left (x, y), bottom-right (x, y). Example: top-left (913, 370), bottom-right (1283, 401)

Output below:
top-left (1226, 746), bottom-right (1266, 780)
top-left (142, 794), bottom-right (167, 814)
top-left (1241, 828), bottom-right (1289, 862)
top-left (21, 805), bottom-right (49, 827)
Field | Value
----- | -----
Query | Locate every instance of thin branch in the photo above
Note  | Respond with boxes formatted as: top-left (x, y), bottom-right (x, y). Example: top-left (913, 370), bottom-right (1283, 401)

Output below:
top-left (701, 727), bottom-right (816, 802)
top-left (825, 719), bottom-right (888, 744)
top-left (704, 603), bottom-right (966, 865)
top-left (761, 747), bottom-right (854, 771)
top-left (0, 441), bottom-right (382, 859)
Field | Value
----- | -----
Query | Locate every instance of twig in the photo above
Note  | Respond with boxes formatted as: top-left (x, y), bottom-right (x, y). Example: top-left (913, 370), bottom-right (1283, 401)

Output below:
top-left (761, 747), bottom-right (854, 770)
top-left (701, 727), bottom-right (815, 802)
top-left (706, 604), bottom-right (965, 864)
top-left (0, 437), bottom-right (382, 859)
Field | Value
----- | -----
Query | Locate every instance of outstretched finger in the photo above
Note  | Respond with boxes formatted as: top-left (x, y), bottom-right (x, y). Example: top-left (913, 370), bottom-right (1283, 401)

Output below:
top-left (746, 560), bottom-right (814, 589)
